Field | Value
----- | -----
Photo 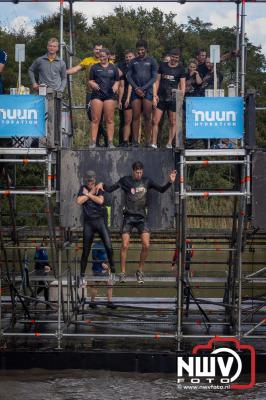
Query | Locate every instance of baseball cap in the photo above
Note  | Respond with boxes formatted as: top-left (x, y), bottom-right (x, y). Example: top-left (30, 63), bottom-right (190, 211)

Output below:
top-left (86, 170), bottom-right (96, 181)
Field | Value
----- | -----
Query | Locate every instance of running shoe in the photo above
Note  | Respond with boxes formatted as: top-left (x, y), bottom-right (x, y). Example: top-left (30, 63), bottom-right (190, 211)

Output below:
top-left (79, 276), bottom-right (87, 288)
top-left (149, 144), bottom-right (157, 149)
top-left (119, 272), bottom-right (126, 283)
top-left (89, 301), bottom-right (97, 309)
top-left (89, 143), bottom-right (96, 149)
top-left (136, 270), bottom-right (144, 284)
top-left (166, 144), bottom-right (172, 149)
top-left (108, 142), bottom-right (115, 149)
top-left (106, 301), bottom-right (117, 309)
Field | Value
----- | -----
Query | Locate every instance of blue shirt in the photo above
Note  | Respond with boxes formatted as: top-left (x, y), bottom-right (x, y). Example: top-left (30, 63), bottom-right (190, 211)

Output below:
top-left (0, 49), bottom-right (7, 66)
top-left (92, 241), bottom-right (107, 273)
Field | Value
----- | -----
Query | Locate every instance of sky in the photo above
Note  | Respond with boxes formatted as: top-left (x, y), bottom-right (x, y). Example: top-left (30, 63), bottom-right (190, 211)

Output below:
top-left (0, 1), bottom-right (266, 58)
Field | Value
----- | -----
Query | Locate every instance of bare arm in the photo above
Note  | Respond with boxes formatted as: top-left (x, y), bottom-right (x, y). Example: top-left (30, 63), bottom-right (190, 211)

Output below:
top-left (0, 63), bottom-right (5, 74)
top-left (179, 77), bottom-right (186, 96)
top-left (118, 79), bottom-right (125, 108)
top-left (76, 191), bottom-right (104, 205)
top-left (67, 64), bottom-right (83, 75)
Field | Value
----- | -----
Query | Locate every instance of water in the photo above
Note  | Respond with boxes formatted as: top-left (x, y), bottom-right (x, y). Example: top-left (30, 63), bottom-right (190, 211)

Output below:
top-left (0, 370), bottom-right (265, 400)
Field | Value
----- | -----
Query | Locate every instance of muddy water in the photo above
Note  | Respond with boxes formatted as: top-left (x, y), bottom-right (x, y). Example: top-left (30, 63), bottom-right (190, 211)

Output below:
top-left (0, 369), bottom-right (265, 400)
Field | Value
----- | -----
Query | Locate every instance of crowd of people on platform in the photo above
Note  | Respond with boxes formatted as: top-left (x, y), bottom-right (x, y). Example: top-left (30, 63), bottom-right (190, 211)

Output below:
top-left (0, 38), bottom-right (232, 149)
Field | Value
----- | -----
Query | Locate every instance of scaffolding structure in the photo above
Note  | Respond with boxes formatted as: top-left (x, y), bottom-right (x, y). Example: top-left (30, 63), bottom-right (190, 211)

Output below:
top-left (0, 0), bottom-right (266, 364)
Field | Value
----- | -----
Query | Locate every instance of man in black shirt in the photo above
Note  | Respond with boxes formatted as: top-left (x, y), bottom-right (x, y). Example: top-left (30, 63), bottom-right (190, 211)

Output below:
top-left (200, 57), bottom-right (223, 95)
top-left (118, 49), bottom-right (135, 146)
top-left (152, 49), bottom-right (186, 149)
top-left (97, 161), bottom-right (176, 283)
top-left (77, 170), bottom-right (115, 287)
top-left (196, 49), bottom-right (208, 78)
top-left (126, 40), bottom-right (158, 145)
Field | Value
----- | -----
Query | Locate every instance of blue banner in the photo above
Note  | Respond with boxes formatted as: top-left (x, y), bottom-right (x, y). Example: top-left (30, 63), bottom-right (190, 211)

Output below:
top-left (0, 95), bottom-right (45, 137)
top-left (186, 97), bottom-right (244, 139)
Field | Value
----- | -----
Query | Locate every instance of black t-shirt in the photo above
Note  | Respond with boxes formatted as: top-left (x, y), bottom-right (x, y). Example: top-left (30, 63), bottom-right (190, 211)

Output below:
top-left (200, 71), bottom-right (223, 95)
top-left (185, 72), bottom-right (201, 97)
top-left (89, 63), bottom-right (119, 97)
top-left (197, 63), bottom-right (208, 78)
top-left (118, 61), bottom-right (130, 100)
top-left (158, 62), bottom-right (186, 102)
top-left (78, 185), bottom-right (105, 221)
top-left (126, 56), bottom-right (158, 91)
top-left (104, 176), bottom-right (172, 217)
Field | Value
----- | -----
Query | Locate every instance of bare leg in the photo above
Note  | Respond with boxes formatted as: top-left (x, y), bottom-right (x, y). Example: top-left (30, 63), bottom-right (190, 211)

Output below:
top-left (131, 99), bottom-right (142, 143)
top-left (90, 284), bottom-right (98, 301)
top-left (123, 109), bottom-right (133, 141)
top-left (120, 233), bottom-right (130, 273)
top-left (167, 110), bottom-right (177, 146)
top-left (103, 100), bottom-right (116, 143)
top-left (91, 99), bottom-right (104, 144)
top-left (151, 107), bottom-right (164, 145)
top-left (143, 99), bottom-right (153, 144)
top-left (139, 232), bottom-right (150, 272)
top-left (107, 279), bottom-right (113, 301)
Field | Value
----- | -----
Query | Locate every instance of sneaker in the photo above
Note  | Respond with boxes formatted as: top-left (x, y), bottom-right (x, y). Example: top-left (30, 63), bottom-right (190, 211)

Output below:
top-left (149, 144), bottom-right (157, 149)
top-left (120, 141), bottom-right (129, 147)
top-left (166, 144), bottom-right (172, 149)
top-left (79, 276), bottom-right (87, 288)
top-left (108, 142), bottom-right (115, 149)
top-left (136, 270), bottom-right (144, 284)
top-left (119, 272), bottom-right (126, 283)
top-left (106, 301), bottom-right (117, 309)
top-left (89, 301), bottom-right (97, 309)
top-left (89, 143), bottom-right (96, 149)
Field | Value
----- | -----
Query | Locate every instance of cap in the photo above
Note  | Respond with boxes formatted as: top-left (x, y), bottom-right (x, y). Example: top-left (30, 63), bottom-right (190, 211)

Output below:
top-left (86, 170), bottom-right (96, 181)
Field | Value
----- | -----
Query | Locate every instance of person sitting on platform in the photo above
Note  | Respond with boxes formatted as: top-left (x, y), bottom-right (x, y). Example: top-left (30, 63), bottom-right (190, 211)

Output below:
top-left (96, 161), bottom-right (176, 283)
top-left (89, 240), bottom-right (116, 309)
top-left (76, 170), bottom-right (115, 288)
top-left (28, 38), bottom-right (67, 93)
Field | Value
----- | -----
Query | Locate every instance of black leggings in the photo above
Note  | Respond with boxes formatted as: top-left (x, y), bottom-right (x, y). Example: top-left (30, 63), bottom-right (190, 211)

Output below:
top-left (80, 217), bottom-right (114, 276)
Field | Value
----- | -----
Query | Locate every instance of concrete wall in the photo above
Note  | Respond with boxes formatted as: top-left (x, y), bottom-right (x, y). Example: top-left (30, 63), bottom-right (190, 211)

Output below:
top-left (60, 148), bottom-right (176, 230)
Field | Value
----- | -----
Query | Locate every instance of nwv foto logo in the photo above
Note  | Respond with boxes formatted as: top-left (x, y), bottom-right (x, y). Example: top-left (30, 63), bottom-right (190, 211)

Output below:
top-left (177, 336), bottom-right (256, 390)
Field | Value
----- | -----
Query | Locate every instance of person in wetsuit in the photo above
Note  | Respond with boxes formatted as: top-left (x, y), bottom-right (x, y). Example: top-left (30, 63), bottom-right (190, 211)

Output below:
top-left (118, 49), bottom-right (135, 146)
top-left (151, 48), bottom-right (186, 149)
top-left (89, 48), bottom-right (120, 148)
top-left (76, 170), bottom-right (115, 288)
top-left (97, 161), bottom-right (176, 283)
top-left (126, 40), bottom-right (158, 145)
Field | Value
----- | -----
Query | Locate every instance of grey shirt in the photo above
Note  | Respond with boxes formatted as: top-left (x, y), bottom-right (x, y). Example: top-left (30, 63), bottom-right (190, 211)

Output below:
top-left (28, 53), bottom-right (67, 92)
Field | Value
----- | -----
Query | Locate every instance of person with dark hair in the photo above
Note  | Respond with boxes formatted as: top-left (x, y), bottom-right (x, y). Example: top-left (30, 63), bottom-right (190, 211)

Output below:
top-left (90, 240), bottom-right (117, 309)
top-left (126, 40), bottom-right (158, 145)
top-left (34, 245), bottom-right (51, 306)
top-left (199, 57), bottom-right (223, 95)
top-left (151, 49), bottom-right (186, 149)
top-left (77, 170), bottom-right (115, 288)
top-left (89, 49), bottom-right (120, 148)
top-left (196, 49), bottom-right (208, 78)
top-left (118, 49), bottom-right (135, 146)
top-left (97, 162), bottom-right (176, 283)
top-left (185, 59), bottom-right (202, 97)
top-left (67, 43), bottom-right (108, 147)
top-left (0, 49), bottom-right (7, 94)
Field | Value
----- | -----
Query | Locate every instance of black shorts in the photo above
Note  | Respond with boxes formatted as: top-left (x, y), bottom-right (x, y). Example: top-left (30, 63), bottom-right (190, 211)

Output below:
top-left (121, 215), bottom-right (150, 235)
top-left (157, 100), bottom-right (176, 112)
top-left (91, 92), bottom-right (117, 102)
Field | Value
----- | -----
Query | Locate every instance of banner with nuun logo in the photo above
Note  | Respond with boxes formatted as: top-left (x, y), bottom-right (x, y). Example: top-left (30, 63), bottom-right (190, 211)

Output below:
top-left (0, 95), bottom-right (45, 137)
top-left (186, 97), bottom-right (244, 139)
